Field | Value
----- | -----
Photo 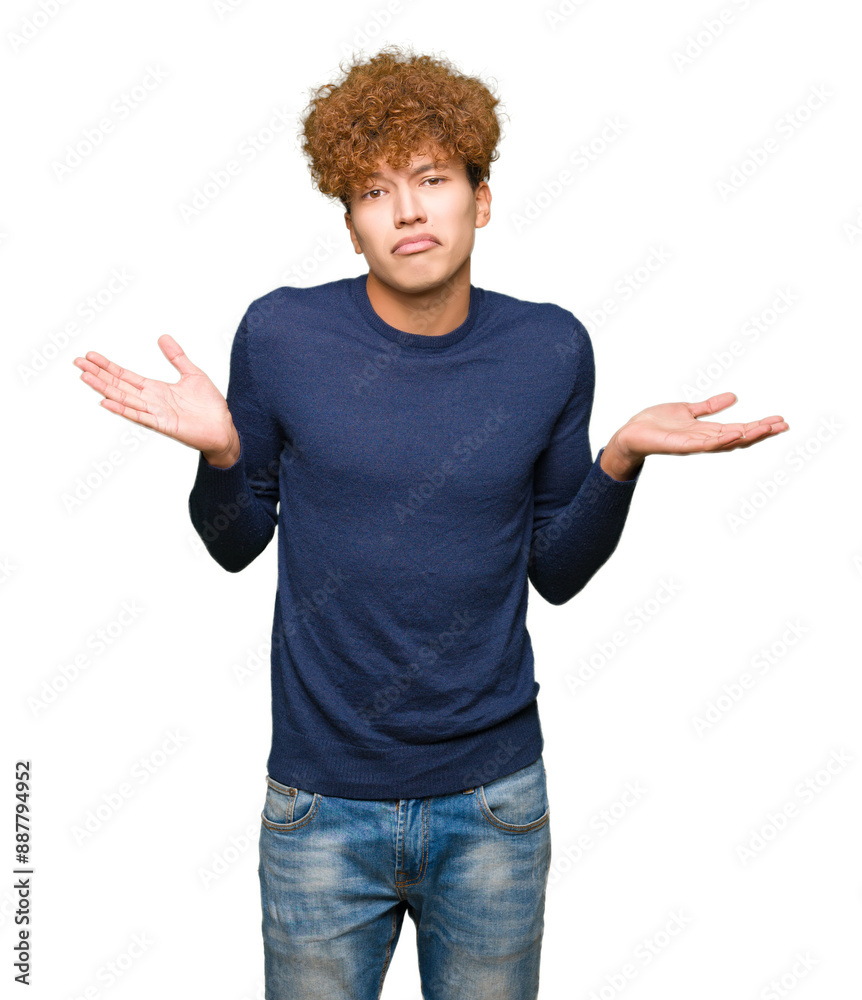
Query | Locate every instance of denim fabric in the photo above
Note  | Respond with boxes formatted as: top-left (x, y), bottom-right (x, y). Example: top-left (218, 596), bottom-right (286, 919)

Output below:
top-left (258, 754), bottom-right (551, 999)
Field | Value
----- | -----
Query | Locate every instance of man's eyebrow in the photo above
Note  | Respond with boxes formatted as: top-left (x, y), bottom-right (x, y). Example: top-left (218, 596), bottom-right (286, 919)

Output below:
top-left (367, 161), bottom-right (450, 179)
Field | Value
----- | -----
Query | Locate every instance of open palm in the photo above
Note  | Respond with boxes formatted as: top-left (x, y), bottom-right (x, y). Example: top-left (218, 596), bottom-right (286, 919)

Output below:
top-left (73, 334), bottom-right (235, 456)
top-left (618, 392), bottom-right (789, 460)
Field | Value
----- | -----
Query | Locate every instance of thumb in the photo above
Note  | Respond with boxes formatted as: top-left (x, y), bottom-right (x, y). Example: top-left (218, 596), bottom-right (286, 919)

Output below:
top-left (689, 391), bottom-right (737, 418)
top-left (158, 334), bottom-right (201, 377)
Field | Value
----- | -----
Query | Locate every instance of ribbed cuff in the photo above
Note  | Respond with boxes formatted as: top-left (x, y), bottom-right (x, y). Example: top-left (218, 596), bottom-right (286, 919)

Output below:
top-left (190, 446), bottom-right (251, 509)
top-left (595, 446), bottom-right (644, 486)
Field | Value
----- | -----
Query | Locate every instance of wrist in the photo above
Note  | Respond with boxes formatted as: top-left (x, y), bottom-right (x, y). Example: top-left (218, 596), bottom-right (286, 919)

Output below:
top-left (202, 425), bottom-right (240, 469)
top-left (601, 432), bottom-right (644, 482)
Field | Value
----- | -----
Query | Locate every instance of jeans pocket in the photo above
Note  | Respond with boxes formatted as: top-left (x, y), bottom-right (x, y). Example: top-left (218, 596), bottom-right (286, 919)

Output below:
top-left (261, 774), bottom-right (321, 832)
top-left (477, 755), bottom-right (550, 832)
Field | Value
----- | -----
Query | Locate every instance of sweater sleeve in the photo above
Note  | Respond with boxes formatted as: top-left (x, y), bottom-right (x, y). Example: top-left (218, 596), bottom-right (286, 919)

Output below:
top-left (527, 318), bottom-right (644, 605)
top-left (187, 308), bottom-right (283, 572)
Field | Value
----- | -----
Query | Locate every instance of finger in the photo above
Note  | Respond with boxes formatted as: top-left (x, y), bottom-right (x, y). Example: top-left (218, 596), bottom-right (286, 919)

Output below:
top-left (710, 421), bottom-right (789, 452)
top-left (73, 351), bottom-right (147, 393)
top-left (700, 421), bottom-right (772, 449)
top-left (690, 413), bottom-right (787, 438)
top-left (700, 427), bottom-right (745, 450)
top-left (687, 392), bottom-right (738, 418)
top-left (80, 369), bottom-right (150, 413)
top-left (158, 335), bottom-right (201, 377)
top-left (732, 416), bottom-right (785, 433)
top-left (75, 357), bottom-right (146, 400)
top-left (724, 422), bottom-right (775, 442)
top-left (750, 415), bottom-right (785, 427)
top-left (735, 419), bottom-right (790, 441)
top-left (740, 421), bottom-right (790, 445)
top-left (703, 418), bottom-right (786, 440)
top-left (99, 397), bottom-right (161, 431)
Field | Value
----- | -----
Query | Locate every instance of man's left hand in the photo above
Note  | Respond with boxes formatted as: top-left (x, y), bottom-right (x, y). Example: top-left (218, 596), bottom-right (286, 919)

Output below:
top-left (603, 392), bottom-right (790, 479)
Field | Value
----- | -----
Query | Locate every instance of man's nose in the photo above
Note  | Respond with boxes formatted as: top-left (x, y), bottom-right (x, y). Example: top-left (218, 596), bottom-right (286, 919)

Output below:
top-left (393, 189), bottom-right (426, 224)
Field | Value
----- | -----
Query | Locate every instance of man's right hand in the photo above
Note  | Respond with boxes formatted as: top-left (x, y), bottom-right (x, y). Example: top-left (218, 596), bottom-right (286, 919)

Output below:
top-left (73, 334), bottom-right (241, 468)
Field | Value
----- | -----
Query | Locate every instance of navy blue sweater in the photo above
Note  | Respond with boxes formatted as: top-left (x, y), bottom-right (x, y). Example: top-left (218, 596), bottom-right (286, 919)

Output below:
top-left (188, 273), bottom-right (644, 798)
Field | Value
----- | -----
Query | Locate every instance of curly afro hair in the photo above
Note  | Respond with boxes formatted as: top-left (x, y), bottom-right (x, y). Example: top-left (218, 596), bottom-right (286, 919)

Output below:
top-left (298, 44), bottom-right (506, 213)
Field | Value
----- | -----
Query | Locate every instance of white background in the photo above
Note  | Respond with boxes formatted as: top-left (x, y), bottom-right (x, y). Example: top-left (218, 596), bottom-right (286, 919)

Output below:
top-left (3, 0), bottom-right (861, 997)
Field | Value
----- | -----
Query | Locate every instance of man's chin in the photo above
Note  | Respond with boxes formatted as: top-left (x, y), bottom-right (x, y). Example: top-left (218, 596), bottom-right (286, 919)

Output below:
top-left (369, 257), bottom-right (467, 296)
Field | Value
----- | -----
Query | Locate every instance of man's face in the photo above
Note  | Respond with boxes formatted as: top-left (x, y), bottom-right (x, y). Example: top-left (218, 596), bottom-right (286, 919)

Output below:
top-left (344, 149), bottom-right (491, 294)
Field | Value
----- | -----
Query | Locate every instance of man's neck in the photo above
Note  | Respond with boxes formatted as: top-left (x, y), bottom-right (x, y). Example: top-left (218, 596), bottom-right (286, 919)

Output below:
top-left (364, 263), bottom-right (471, 336)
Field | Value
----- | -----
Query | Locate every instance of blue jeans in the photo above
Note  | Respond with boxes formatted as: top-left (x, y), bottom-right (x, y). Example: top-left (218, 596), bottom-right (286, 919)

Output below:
top-left (258, 754), bottom-right (551, 999)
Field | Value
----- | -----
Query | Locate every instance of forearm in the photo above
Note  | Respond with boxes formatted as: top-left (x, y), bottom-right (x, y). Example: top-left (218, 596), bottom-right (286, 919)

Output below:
top-left (528, 447), bottom-right (642, 605)
top-left (526, 316), bottom-right (645, 604)
top-left (188, 428), bottom-right (278, 572)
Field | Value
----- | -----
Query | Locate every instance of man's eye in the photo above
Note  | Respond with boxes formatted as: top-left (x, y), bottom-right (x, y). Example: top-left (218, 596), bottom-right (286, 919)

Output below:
top-left (361, 178), bottom-right (445, 199)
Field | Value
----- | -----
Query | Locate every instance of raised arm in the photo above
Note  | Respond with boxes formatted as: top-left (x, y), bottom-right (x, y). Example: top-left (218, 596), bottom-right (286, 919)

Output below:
top-left (187, 309), bottom-right (284, 572)
top-left (73, 305), bottom-right (285, 574)
top-left (527, 319), bottom-right (643, 606)
top-left (527, 316), bottom-right (790, 605)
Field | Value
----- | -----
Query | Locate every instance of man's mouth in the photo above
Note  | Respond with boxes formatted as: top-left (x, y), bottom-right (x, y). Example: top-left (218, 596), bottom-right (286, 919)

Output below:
top-left (392, 233), bottom-right (441, 255)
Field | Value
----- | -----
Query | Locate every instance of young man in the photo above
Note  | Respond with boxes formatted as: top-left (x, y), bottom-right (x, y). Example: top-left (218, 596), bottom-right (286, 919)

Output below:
top-left (73, 45), bottom-right (787, 1000)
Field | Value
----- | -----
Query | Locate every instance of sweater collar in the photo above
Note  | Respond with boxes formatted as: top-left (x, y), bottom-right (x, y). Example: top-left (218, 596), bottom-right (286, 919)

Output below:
top-left (349, 272), bottom-right (483, 350)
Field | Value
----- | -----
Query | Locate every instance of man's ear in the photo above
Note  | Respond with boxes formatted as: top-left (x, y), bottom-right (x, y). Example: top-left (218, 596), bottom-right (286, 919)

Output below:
top-left (474, 182), bottom-right (492, 230)
top-left (344, 211), bottom-right (363, 255)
